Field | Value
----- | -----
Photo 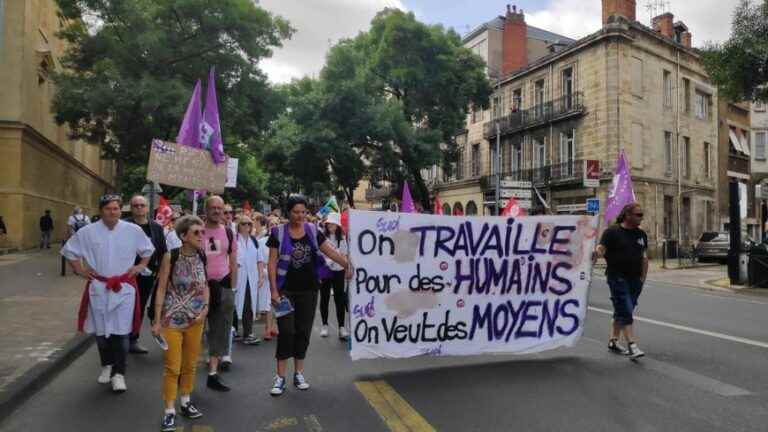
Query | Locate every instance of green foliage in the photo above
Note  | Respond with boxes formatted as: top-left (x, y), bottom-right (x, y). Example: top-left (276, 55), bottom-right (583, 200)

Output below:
top-left (51, 0), bottom-right (293, 196)
top-left (701, 0), bottom-right (768, 103)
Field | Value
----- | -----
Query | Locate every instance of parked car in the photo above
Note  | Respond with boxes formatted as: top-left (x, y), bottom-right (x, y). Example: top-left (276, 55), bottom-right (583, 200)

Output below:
top-left (695, 232), bottom-right (729, 263)
top-left (695, 232), bottom-right (756, 263)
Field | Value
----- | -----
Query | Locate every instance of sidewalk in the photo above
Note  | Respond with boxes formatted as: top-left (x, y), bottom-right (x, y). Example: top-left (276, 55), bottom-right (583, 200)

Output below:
top-left (0, 246), bottom-right (92, 419)
top-left (595, 259), bottom-right (768, 297)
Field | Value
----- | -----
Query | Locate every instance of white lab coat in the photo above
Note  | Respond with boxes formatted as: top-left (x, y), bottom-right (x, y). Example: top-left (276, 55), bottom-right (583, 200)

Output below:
top-left (234, 234), bottom-right (265, 318)
top-left (61, 220), bottom-right (155, 337)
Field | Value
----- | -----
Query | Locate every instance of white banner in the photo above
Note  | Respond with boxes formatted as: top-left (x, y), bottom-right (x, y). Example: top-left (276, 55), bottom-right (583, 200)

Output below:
top-left (348, 210), bottom-right (598, 360)
top-left (225, 158), bottom-right (239, 188)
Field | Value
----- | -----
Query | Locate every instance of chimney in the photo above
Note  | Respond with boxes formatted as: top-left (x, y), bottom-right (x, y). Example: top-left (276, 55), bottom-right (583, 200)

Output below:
top-left (652, 13), bottom-right (674, 38)
top-left (502, 4), bottom-right (528, 75)
top-left (681, 31), bottom-right (692, 48)
top-left (602, 0), bottom-right (636, 25)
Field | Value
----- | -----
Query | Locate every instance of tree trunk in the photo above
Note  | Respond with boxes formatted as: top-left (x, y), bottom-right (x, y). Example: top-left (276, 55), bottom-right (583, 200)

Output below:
top-left (410, 169), bottom-right (431, 212)
top-left (344, 187), bottom-right (356, 209)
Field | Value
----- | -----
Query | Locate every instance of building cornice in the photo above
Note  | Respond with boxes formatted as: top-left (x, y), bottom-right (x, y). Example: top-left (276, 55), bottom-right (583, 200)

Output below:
top-left (0, 120), bottom-right (115, 189)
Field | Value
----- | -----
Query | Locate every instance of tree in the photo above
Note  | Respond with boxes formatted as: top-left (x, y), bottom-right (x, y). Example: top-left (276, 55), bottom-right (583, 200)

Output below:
top-left (52, 0), bottom-right (293, 193)
top-left (339, 9), bottom-right (491, 209)
top-left (701, 0), bottom-right (768, 103)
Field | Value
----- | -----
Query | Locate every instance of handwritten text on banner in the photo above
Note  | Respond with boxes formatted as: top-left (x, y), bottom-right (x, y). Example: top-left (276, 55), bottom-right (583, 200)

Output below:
top-left (348, 211), bottom-right (598, 360)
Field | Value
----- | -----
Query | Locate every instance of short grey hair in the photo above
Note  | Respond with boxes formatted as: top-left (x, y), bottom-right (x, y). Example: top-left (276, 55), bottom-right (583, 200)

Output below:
top-left (175, 215), bottom-right (204, 238)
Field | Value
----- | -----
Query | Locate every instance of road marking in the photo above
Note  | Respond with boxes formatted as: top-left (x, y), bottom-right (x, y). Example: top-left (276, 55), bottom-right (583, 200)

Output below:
top-left (588, 306), bottom-right (768, 349)
top-left (355, 380), bottom-right (436, 432)
top-left (582, 337), bottom-right (753, 397)
top-left (304, 415), bottom-right (323, 432)
top-left (264, 417), bottom-right (299, 430)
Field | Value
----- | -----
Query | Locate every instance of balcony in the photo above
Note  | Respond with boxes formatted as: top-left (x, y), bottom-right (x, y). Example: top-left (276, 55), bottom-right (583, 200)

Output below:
top-left (484, 92), bottom-right (586, 139)
top-left (481, 160), bottom-right (586, 193)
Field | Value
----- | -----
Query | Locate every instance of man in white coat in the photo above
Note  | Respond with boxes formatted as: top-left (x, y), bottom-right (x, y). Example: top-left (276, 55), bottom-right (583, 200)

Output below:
top-left (62, 194), bottom-right (155, 393)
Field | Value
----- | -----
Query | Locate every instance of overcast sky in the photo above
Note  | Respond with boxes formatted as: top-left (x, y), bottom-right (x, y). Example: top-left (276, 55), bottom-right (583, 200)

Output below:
top-left (258, 0), bottom-right (741, 84)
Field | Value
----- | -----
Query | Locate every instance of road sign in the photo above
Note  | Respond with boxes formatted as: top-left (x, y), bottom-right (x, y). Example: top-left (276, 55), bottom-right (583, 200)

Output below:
top-left (557, 204), bottom-right (587, 213)
top-left (501, 180), bottom-right (532, 188)
top-left (500, 189), bottom-right (532, 199)
top-left (587, 198), bottom-right (600, 213)
top-left (489, 199), bottom-right (532, 209)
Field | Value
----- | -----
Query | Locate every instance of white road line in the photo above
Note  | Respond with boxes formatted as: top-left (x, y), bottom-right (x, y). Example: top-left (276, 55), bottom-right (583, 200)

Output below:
top-left (588, 306), bottom-right (768, 349)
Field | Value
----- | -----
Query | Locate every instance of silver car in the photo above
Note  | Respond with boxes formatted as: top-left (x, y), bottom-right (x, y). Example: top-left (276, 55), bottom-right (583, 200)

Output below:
top-left (695, 232), bottom-right (729, 262)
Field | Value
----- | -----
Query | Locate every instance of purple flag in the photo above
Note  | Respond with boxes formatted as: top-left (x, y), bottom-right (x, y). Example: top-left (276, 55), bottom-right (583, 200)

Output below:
top-left (176, 80), bottom-right (203, 148)
top-left (202, 67), bottom-right (225, 164)
top-left (401, 182), bottom-right (416, 213)
top-left (604, 150), bottom-right (636, 224)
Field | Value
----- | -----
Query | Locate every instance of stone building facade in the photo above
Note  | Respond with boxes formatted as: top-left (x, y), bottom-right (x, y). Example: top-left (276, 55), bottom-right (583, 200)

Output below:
top-left (717, 100), bottom-right (754, 238)
top-left (428, 0), bottom-right (719, 256)
top-left (751, 101), bottom-right (768, 238)
top-left (0, 0), bottom-right (115, 250)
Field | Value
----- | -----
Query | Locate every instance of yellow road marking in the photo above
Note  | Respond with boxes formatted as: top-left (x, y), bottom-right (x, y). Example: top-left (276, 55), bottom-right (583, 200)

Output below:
top-left (355, 380), bottom-right (436, 432)
top-left (265, 416), bottom-right (299, 430)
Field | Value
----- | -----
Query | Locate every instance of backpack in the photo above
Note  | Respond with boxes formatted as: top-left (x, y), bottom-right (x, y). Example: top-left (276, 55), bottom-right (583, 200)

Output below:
top-left (73, 215), bottom-right (88, 232)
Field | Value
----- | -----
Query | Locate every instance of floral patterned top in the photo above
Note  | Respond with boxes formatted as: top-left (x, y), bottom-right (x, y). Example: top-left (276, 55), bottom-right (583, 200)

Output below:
top-left (161, 252), bottom-right (208, 329)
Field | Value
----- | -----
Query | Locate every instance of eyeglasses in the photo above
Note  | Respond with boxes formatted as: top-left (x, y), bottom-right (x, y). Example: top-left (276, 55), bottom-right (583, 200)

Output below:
top-left (209, 237), bottom-right (217, 252)
top-left (240, 222), bottom-right (252, 226)
top-left (633, 213), bottom-right (644, 217)
top-left (189, 229), bottom-right (204, 236)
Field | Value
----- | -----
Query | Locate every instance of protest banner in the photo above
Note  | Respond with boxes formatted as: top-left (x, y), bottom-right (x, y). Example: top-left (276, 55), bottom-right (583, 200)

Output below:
top-left (348, 210), bottom-right (598, 360)
top-left (146, 139), bottom-right (227, 192)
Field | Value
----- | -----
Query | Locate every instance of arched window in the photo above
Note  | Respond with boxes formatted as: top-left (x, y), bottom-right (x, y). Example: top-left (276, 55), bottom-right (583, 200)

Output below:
top-left (453, 202), bottom-right (464, 216)
top-left (442, 203), bottom-right (451, 215)
top-left (466, 201), bottom-right (478, 216)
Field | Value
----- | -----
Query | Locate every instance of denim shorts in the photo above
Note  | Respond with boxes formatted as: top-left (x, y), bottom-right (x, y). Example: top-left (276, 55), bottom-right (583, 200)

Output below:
top-left (607, 275), bottom-right (643, 325)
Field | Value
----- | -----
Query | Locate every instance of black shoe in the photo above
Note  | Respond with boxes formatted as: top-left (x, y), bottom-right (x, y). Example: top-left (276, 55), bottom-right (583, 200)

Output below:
top-left (219, 360), bottom-right (232, 372)
top-left (180, 401), bottom-right (204, 419)
top-left (206, 374), bottom-right (230, 392)
top-left (129, 342), bottom-right (149, 354)
top-left (161, 413), bottom-right (176, 431)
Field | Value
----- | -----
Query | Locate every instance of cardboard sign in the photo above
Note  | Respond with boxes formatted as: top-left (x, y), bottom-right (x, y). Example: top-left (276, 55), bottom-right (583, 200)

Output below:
top-left (348, 211), bottom-right (598, 360)
top-left (146, 140), bottom-right (227, 192)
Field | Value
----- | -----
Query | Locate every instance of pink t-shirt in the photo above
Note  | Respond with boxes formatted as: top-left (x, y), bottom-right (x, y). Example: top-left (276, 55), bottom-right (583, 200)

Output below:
top-left (202, 225), bottom-right (237, 281)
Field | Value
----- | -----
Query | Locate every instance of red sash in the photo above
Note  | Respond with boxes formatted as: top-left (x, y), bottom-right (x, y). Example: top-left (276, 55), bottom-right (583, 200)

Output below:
top-left (77, 273), bottom-right (141, 334)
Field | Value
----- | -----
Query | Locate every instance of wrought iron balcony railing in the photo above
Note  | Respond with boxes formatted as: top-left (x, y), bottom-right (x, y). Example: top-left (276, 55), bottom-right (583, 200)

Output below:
top-left (484, 92), bottom-right (585, 139)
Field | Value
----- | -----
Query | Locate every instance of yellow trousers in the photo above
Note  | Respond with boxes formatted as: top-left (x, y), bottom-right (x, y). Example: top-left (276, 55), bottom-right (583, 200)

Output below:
top-left (162, 320), bottom-right (204, 403)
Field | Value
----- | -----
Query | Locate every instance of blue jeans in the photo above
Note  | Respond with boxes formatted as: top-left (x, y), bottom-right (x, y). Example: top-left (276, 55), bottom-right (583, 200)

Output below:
top-left (607, 275), bottom-right (643, 325)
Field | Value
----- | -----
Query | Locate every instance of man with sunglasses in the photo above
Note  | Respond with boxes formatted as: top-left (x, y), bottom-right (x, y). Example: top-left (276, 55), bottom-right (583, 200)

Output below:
top-left (595, 202), bottom-right (648, 360)
top-left (125, 195), bottom-right (168, 354)
top-left (201, 196), bottom-right (238, 391)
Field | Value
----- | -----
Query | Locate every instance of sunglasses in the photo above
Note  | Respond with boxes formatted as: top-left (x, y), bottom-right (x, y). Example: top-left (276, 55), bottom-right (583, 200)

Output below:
top-left (633, 213), bottom-right (644, 217)
top-left (240, 222), bottom-right (252, 226)
top-left (189, 229), bottom-right (204, 236)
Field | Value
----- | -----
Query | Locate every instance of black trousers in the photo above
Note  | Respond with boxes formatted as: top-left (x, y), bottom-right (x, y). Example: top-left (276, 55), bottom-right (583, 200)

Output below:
top-left (232, 282), bottom-right (255, 337)
top-left (276, 290), bottom-right (318, 361)
top-left (319, 271), bottom-right (347, 327)
top-left (96, 334), bottom-right (129, 376)
top-left (131, 274), bottom-right (156, 341)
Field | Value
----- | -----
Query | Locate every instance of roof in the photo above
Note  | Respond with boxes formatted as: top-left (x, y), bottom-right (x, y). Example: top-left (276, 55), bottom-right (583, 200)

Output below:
top-left (462, 15), bottom-right (575, 45)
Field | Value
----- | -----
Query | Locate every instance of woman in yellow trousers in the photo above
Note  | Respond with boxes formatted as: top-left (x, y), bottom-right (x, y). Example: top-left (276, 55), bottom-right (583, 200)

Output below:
top-left (152, 216), bottom-right (210, 432)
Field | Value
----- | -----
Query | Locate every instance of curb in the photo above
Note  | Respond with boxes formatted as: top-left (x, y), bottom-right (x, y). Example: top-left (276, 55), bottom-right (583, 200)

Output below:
top-left (0, 334), bottom-right (94, 423)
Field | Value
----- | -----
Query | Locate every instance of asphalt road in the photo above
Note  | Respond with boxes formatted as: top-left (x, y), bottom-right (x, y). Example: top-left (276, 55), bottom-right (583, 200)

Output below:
top-left (1, 277), bottom-right (767, 432)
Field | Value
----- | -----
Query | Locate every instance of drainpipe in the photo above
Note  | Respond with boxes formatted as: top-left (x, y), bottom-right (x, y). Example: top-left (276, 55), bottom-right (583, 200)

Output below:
top-left (676, 49), bottom-right (682, 265)
top-left (495, 77), bottom-right (502, 216)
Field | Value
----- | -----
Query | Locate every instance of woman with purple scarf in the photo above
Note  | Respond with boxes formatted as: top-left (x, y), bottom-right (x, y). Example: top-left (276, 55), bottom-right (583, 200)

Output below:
top-left (266, 195), bottom-right (349, 396)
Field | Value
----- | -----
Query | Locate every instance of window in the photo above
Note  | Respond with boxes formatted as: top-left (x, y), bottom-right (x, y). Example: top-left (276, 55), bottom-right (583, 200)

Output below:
top-left (695, 91), bottom-right (710, 120)
top-left (471, 106), bottom-right (482, 124)
top-left (682, 137), bottom-right (690, 178)
top-left (631, 57), bottom-right (644, 97)
top-left (704, 142), bottom-right (712, 178)
top-left (512, 140), bottom-right (523, 172)
top-left (456, 148), bottom-right (465, 180)
top-left (466, 201), bottom-right (478, 216)
top-left (534, 79), bottom-right (545, 119)
top-left (492, 95), bottom-right (501, 119)
top-left (562, 67), bottom-right (574, 110)
top-left (682, 78), bottom-right (691, 113)
top-left (664, 131), bottom-right (673, 175)
top-left (490, 145), bottom-right (499, 175)
top-left (756, 132), bottom-right (767, 161)
top-left (559, 130), bottom-right (575, 176)
top-left (511, 89), bottom-right (523, 112)
top-left (533, 137), bottom-right (547, 168)
top-left (471, 144), bottom-right (480, 177)
top-left (663, 70), bottom-right (672, 108)
top-left (631, 122), bottom-right (644, 168)
top-left (663, 196), bottom-right (674, 238)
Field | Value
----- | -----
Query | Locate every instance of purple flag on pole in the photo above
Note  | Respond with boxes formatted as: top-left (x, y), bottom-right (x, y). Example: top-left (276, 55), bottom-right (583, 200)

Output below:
top-left (202, 67), bottom-right (225, 164)
top-left (176, 80), bottom-right (203, 148)
top-left (401, 182), bottom-right (416, 213)
top-left (604, 150), bottom-right (636, 224)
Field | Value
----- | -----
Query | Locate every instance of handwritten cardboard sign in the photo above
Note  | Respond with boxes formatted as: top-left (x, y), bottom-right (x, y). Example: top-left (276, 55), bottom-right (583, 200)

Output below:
top-left (146, 140), bottom-right (227, 192)
top-left (348, 210), bottom-right (598, 360)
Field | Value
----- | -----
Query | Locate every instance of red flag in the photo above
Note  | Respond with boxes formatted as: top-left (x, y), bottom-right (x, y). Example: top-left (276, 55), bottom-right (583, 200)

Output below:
top-left (501, 197), bottom-right (526, 218)
top-left (155, 196), bottom-right (173, 227)
top-left (242, 200), bottom-right (252, 213)
top-left (340, 210), bottom-right (349, 234)
top-left (433, 194), bottom-right (443, 215)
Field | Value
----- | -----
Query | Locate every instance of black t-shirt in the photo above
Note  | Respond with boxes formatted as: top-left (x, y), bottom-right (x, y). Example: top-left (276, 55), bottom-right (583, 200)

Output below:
top-left (267, 228), bottom-right (327, 292)
top-left (600, 225), bottom-right (648, 278)
top-left (130, 220), bottom-right (167, 272)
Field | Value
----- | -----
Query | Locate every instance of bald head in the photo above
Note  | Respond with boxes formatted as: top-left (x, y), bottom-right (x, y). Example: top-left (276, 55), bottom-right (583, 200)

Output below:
top-left (130, 195), bottom-right (149, 220)
top-left (205, 195), bottom-right (225, 225)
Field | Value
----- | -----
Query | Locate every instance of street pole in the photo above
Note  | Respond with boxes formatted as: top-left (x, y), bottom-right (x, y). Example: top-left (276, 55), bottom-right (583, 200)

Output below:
top-left (494, 78), bottom-right (502, 216)
top-left (148, 181), bottom-right (157, 220)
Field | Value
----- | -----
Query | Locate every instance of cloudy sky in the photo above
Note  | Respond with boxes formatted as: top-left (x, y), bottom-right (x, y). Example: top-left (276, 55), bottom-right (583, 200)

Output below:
top-left (258, 0), bottom-right (741, 84)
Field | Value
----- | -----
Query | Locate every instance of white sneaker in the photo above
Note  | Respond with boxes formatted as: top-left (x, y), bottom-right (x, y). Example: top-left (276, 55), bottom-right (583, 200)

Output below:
top-left (293, 372), bottom-right (310, 390)
top-left (339, 327), bottom-right (349, 340)
top-left (111, 374), bottom-right (127, 393)
top-left (320, 326), bottom-right (329, 337)
top-left (627, 342), bottom-right (645, 359)
top-left (97, 365), bottom-right (112, 384)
